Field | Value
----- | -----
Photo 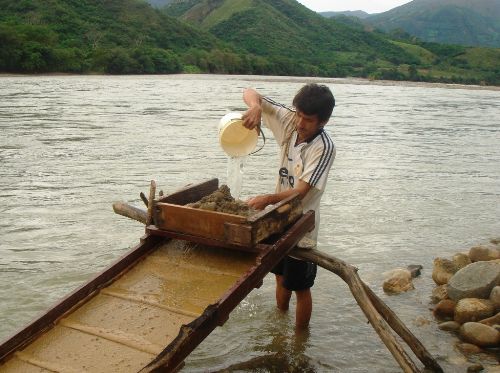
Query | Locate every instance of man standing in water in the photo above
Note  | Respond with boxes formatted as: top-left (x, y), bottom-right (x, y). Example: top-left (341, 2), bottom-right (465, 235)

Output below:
top-left (242, 83), bottom-right (336, 329)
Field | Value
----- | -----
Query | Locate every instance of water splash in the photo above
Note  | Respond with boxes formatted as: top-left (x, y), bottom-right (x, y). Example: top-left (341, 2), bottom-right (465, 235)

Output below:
top-left (226, 156), bottom-right (246, 199)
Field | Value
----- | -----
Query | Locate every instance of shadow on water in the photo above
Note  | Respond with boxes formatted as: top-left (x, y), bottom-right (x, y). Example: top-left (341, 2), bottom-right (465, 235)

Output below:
top-left (213, 314), bottom-right (319, 373)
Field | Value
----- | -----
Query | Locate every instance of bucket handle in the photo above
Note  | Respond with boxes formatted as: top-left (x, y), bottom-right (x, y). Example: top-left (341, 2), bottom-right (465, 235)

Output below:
top-left (249, 127), bottom-right (266, 155)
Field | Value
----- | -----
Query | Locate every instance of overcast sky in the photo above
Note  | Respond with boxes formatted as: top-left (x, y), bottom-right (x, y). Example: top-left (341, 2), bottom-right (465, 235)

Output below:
top-left (297, 0), bottom-right (413, 14)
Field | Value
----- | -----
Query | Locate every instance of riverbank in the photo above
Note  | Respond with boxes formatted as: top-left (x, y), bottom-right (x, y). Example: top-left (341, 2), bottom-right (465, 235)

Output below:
top-left (1, 72), bottom-right (500, 92)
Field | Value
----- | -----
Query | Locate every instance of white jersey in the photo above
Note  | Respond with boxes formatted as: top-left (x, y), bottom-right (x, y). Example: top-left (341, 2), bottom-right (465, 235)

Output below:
top-left (261, 97), bottom-right (335, 244)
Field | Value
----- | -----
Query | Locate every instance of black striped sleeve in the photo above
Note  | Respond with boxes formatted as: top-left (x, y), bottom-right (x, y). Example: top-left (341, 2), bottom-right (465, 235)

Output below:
top-left (262, 96), bottom-right (294, 112)
top-left (309, 132), bottom-right (335, 187)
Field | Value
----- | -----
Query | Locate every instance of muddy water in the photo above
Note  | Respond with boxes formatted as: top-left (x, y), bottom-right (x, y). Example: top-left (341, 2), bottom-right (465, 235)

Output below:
top-left (226, 156), bottom-right (246, 200)
top-left (0, 75), bottom-right (499, 372)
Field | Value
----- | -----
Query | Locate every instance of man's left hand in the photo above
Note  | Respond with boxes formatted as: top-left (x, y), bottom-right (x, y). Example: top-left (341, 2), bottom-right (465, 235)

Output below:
top-left (247, 194), bottom-right (271, 210)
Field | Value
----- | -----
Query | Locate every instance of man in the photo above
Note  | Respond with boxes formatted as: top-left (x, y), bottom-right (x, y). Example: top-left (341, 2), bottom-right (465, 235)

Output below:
top-left (241, 83), bottom-right (336, 329)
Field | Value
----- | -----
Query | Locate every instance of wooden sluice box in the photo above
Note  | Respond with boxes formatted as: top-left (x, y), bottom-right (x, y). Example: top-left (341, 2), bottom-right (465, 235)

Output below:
top-left (0, 179), bottom-right (314, 373)
top-left (148, 178), bottom-right (305, 251)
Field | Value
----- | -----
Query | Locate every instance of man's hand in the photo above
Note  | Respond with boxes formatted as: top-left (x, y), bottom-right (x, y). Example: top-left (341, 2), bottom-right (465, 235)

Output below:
top-left (242, 105), bottom-right (262, 131)
top-left (242, 88), bottom-right (262, 131)
top-left (247, 180), bottom-right (312, 211)
top-left (247, 194), bottom-right (271, 210)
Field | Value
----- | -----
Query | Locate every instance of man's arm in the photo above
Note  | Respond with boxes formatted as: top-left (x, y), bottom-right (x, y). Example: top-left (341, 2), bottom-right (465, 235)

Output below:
top-left (247, 179), bottom-right (311, 210)
top-left (242, 88), bottom-right (262, 130)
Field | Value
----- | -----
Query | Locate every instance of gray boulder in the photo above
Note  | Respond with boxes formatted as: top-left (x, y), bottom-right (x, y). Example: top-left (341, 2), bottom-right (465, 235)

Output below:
top-left (459, 322), bottom-right (500, 347)
top-left (456, 342), bottom-right (482, 355)
top-left (453, 253), bottom-right (471, 270)
top-left (438, 321), bottom-right (461, 332)
top-left (383, 269), bottom-right (414, 294)
top-left (479, 312), bottom-right (500, 327)
top-left (469, 245), bottom-right (500, 262)
top-left (454, 298), bottom-right (495, 324)
top-left (447, 261), bottom-right (500, 301)
top-left (431, 285), bottom-right (448, 304)
top-left (432, 258), bottom-right (457, 285)
top-left (407, 264), bottom-right (423, 278)
top-left (490, 286), bottom-right (500, 310)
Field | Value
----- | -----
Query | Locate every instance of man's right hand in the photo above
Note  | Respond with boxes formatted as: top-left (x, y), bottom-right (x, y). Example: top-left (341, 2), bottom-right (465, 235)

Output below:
top-left (242, 105), bottom-right (262, 130)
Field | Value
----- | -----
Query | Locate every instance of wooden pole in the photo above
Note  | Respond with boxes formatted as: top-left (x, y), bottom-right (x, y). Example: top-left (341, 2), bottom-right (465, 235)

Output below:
top-left (146, 180), bottom-right (156, 226)
top-left (362, 283), bottom-right (443, 372)
top-left (112, 202), bottom-right (147, 224)
top-left (140, 192), bottom-right (149, 207)
top-left (292, 248), bottom-right (442, 373)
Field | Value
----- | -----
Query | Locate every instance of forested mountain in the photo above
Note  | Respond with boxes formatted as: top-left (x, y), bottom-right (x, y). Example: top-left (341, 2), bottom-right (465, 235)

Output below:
top-left (163, 0), bottom-right (500, 84)
top-left (320, 10), bottom-right (370, 19)
top-left (147, 0), bottom-right (174, 8)
top-left (0, 0), bottom-right (252, 74)
top-left (1, 0), bottom-right (499, 85)
top-left (365, 0), bottom-right (500, 47)
top-left (164, 0), bottom-right (420, 77)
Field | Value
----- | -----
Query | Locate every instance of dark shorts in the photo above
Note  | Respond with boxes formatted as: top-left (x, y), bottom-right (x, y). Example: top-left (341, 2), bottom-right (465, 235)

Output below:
top-left (271, 256), bottom-right (317, 291)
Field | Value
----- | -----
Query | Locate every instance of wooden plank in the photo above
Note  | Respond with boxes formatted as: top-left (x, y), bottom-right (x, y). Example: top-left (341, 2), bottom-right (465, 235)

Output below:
top-left (250, 194), bottom-right (303, 243)
top-left (0, 234), bottom-right (163, 363)
top-left (146, 226), bottom-right (262, 253)
top-left (158, 179), bottom-right (219, 205)
top-left (223, 222), bottom-right (252, 247)
top-left (155, 203), bottom-right (246, 242)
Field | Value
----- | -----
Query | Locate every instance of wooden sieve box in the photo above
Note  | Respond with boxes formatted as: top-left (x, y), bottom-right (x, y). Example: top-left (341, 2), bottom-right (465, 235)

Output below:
top-left (149, 179), bottom-right (304, 252)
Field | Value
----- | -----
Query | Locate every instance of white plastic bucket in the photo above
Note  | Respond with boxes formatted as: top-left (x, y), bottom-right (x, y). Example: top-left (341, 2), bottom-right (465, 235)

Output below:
top-left (218, 112), bottom-right (258, 157)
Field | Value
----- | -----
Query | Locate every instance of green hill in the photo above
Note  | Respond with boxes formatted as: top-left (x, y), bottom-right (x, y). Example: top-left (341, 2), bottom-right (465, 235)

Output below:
top-left (0, 0), bottom-right (251, 73)
top-left (164, 0), bottom-right (420, 77)
top-left (163, 0), bottom-right (500, 84)
top-left (147, 0), bottom-right (174, 8)
top-left (366, 0), bottom-right (500, 48)
top-left (0, 0), bottom-right (499, 85)
top-left (320, 10), bottom-right (370, 19)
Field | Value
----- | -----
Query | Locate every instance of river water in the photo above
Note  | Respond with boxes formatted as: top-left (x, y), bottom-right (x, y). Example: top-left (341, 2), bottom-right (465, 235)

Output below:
top-left (0, 75), bottom-right (499, 372)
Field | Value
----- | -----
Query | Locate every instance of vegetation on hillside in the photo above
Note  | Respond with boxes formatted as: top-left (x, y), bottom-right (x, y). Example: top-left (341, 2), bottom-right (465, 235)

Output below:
top-left (365, 0), bottom-right (500, 48)
top-left (166, 0), bottom-right (500, 85)
top-left (0, 0), bottom-right (499, 86)
top-left (0, 0), bottom-right (263, 74)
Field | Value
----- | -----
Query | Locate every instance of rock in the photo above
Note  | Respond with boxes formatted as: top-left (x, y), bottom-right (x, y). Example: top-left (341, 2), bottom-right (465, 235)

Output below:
top-left (460, 322), bottom-right (500, 347)
top-left (456, 342), bottom-right (482, 354)
top-left (491, 238), bottom-right (500, 245)
top-left (407, 264), bottom-right (423, 278)
top-left (447, 261), bottom-right (500, 301)
top-left (431, 285), bottom-right (449, 304)
top-left (469, 245), bottom-right (500, 262)
top-left (467, 364), bottom-right (484, 373)
top-left (433, 299), bottom-right (456, 320)
top-left (490, 286), bottom-right (500, 310)
top-left (455, 298), bottom-right (495, 324)
top-left (479, 312), bottom-right (500, 327)
top-left (453, 253), bottom-right (472, 270)
top-left (432, 258), bottom-right (457, 285)
top-left (438, 321), bottom-right (461, 332)
top-left (383, 269), bottom-right (414, 294)
top-left (414, 316), bottom-right (430, 327)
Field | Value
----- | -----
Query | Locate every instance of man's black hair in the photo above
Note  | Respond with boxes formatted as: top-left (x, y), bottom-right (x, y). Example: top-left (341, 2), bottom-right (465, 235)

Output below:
top-left (292, 83), bottom-right (335, 123)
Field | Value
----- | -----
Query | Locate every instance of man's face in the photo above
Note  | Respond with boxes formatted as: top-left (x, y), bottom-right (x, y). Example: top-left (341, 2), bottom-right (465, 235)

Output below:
top-left (295, 110), bottom-right (324, 142)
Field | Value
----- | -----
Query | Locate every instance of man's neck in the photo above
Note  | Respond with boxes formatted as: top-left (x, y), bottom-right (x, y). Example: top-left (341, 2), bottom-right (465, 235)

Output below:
top-left (295, 129), bottom-right (322, 146)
